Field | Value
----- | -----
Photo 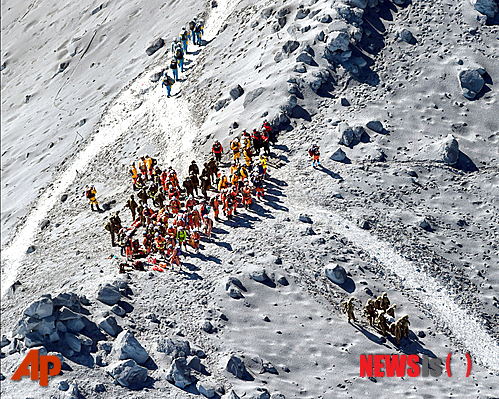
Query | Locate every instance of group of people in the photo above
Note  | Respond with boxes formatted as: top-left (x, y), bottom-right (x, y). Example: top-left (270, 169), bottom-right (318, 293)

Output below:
top-left (94, 121), bottom-right (274, 271)
top-left (161, 17), bottom-right (204, 97)
top-left (343, 293), bottom-right (411, 345)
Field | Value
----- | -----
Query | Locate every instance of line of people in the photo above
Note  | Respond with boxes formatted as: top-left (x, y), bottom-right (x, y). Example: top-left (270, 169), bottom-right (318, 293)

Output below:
top-left (161, 18), bottom-right (204, 97)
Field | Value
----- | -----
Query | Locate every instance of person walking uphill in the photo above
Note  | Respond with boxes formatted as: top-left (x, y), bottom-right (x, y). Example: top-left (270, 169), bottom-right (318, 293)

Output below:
top-left (85, 185), bottom-right (101, 211)
top-left (174, 43), bottom-right (185, 73)
top-left (179, 27), bottom-right (189, 54)
top-left (212, 140), bottom-right (223, 163)
top-left (309, 143), bottom-right (321, 167)
top-left (161, 73), bottom-right (175, 97)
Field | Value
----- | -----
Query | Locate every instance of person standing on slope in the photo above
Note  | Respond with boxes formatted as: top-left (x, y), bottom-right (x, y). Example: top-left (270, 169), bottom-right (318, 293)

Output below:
top-left (188, 18), bottom-right (197, 44)
top-left (161, 73), bottom-right (175, 97)
top-left (194, 20), bottom-right (203, 45)
top-left (86, 185), bottom-right (101, 211)
top-left (212, 140), bottom-right (223, 163)
top-left (179, 27), bottom-right (189, 54)
top-left (309, 143), bottom-right (321, 167)
top-left (170, 57), bottom-right (179, 81)
top-left (174, 42), bottom-right (185, 73)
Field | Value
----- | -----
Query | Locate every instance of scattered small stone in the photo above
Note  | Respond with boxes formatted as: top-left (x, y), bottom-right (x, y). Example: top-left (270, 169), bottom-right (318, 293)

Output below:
top-left (277, 276), bottom-right (288, 286)
top-left (397, 28), bottom-right (415, 44)
top-left (156, 337), bottom-right (190, 358)
top-left (111, 304), bottom-right (126, 317)
top-left (226, 355), bottom-right (249, 379)
top-left (58, 380), bottom-right (69, 391)
top-left (167, 357), bottom-right (192, 388)
top-left (202, 321), bottom-right (213, 333)
top-left (94, 383), bottom-right (106, 392)
top-left (340, 97), bottom-right (350, 106)
top-left (98, 315), bottom-right (121, 337)
top-left (459, 68), bottom-right (485, 100)
top-left (197, 379), bottom-right (217, 398)
top-left (438, 134), bottom-right (460, 165)
top-left (299, 214), bottom-right (313, 224)
top-left (282, 40), bottom-right (299, 54)
top-left (359, 220), bottom-right (370, 230)
top-left (419, 219), bottom-right (433, 232)
top-left (263, 315), bottom-right (271, 322)
top-left (26, 246), bottom-right (36, 254)
top-left (418, 330), bottom-right (426, 338)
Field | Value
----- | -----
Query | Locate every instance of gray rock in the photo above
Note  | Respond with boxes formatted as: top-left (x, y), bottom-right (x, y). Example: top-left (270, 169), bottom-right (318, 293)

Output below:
top-left (1, 336), bottom-right (10, 348)
top-left (99, 316), bottom-right (121, 337)
top-left (58, 380), bottom-right (69, 391)
top-left (7, 280), bottom-right (22, 298)
top-left (65, 318), bottom-right (85, 333)
top-left (111, 304), bottom-right (126, 317)
top-left (296, 9), bottom-right (310, 19)
top-left (331, 148), bottom-right (347, 162)
top-left (228, 285), bottom-right (244, 299)
top-left (230, 85), bottom-right (245, 101)
top-left (366, 120), bottom-right (384, 133)
top-left (282, 40), bottom-right (299, 54)
top-left (325, 264), bottom-right (347, 284)
top-left (166, 357), bottom-right (192, 388)
top-left (261, 361), bottom-right (278, 374)
top-left (146, 38), bottom-right (164, 56)
top-left (243, 88), bottom-right (266, 108)
top-left (111, 330), bottom-right (148, 364)
top-left (293, 63), bottom-right (307, 73)
top-left (26, 245), bottom-right (36, 254)
top-left (197, 379), bottom-right (217, 398)
top-left (226, 355), bottom-right (248, 379)
top-left (67, 382), bottom-right (80, 399)
top-left (271, 394), bottom-right (286, 399)
top-left (419, 219), bottom-right (433, 232)
top-left (278, 8), bottom-right (290, 17)
top-left (65, 332), bottom-right (81, 353)
top-left (24, 297), bottom-right (54, 319)
top-left (327, 31), bottom-right (350, 53)
top-left (249, 388), bottom-right (271, 399)
top-left (97, 283), bottom-right (121, 306)
top-left (261, 7), bottom-right (273, 18)
top-left (317, 30), bottom-right (326, 42)
top-left (296, 52), bottom-right (314, 65)
top-left (359, 219), bottom-right (370, 230)
top-left (347, 0), bottom-right (368, 8)
top-left (53, 293), bottom-right (80, 309)
top-left (338, 123), bottom-right (355, 146)
top-left (248, 265), bottom-right (268, 282)
top-left (58, 307), bottom-right (81, 321)
top-left (56, 320), bottom-right (68, 332)
top-left (202, 321), bottom-right (213, 333)
top-left (319, 13), bottom-right (332, 23)
top-left (38, 316), bottom-right (56, 336)
top-left (106, 359), bottom-right (148, 387)
top-left (280, 95), bottom-right (297, 116)
top-left (187, 355), bottom-right (202, 372)
top-left (470, 0), bottom-right (498, 17)
top-left (277, 276), bottom-right (289, 286)
top-left (78, 295), bottom-right (91, 306)
top-left (94, 383), bottom-right (106, 392)
top-left (48, 351), bottom-right (64, 365)
top-left (22, 331), bottom-right (45, 351)
top-left (398, 29), bottom-right (415, 44)
top-left (98, 341), bottom-right (113, 354)
top-left (459, 69), bottom-right (485, 100)
top-left (156, 337), bottom-right (190, 358)
top-left (150, 70), bottom-right (164, 82)
top-left (438, 134), bottom-right (460, 165)
top-left (309, 69), bottom-right (330, 93)
top-left (277, 16), bottom-right (287, 28)
top-left (299, 214), bottom-right (313, 223)
top-left (340, 97), bottom-right (350, 106)
top-left (214, 98), bottom-right (229, 111)
top-left (366, 147), bottom-right (386, 162)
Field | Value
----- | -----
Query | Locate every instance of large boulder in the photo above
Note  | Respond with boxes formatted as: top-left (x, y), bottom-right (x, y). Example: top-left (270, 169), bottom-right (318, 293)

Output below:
top-left (98, 316), bottom-right (121, 337)
top-left (106, 359), bottom-right (148, 387)
top-left (229, 85), bottom-right (245, 101)
top-left (145, 38), bottom-right (164, 56)
top-left (282, 40), bottom-right (299, 54)
top-left (111, 330), bottom-right (148, 364)
top-left (53, 293), bottom-right (80, 309)
top-left (438, 134), bottom-right (460, 165)
top-left (24, 297), bottom-right (54, 319)
top-left (338, 123), bottom-right (355, 146)
top-left (197, 379), bottom-right (217, 398)
top-left (470, 0), bottom-right (498, 18)
top-left (166, 357), bottom-right (192, 388)
top-left (65, 333), bottom-right (82, 353)
top-left (327, 31), bottom-right (350, 53)
top-left (366, 120), bottom-right (383, 133)
top-left (296, 52), bottom-right (314, 65)
top-left (459, 69), bottom-right (485, 100)
top-left (226, 355), bottom-right (249, 379)
top-left (57, 307), bottom-right (81, 321)
top-left (156, 337), bottom-right (190, 358)
top-left (324, 264), bottom-right (347, 284)
top-left (97, 283), bottom-right (121, 306)
top-left (331, 148), bottom-right (347, 162)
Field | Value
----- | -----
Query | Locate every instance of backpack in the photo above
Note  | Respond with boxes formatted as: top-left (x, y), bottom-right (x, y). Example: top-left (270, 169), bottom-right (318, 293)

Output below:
top-left (181, 31), bottom-right (188, 41)
top-left (86, 189), bottom-right (92, 198)
top-left (170, 59), bottom-right (177, 69)
top-left (194, 24), bottom-right (201, 33)
top-left (189, 21), bottom-right (195, 30)
top-left (176, 48), bottom-right (183, 59)
top-left (308, 148), bottom-right (314, 157)
top-left (167, 77), bottom-right (174, 86)
top-left (151, 157), bottom-right (157, 166)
